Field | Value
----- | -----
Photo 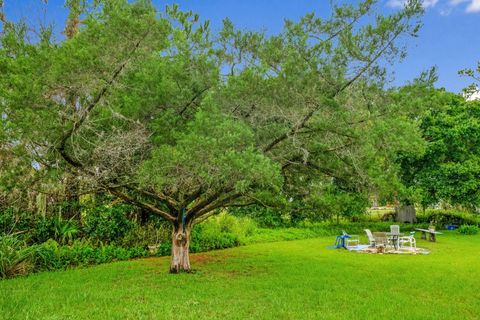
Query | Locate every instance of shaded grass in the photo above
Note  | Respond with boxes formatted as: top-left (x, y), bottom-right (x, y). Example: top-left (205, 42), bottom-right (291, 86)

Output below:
top-left (1, 232), bottom-right (479, 319)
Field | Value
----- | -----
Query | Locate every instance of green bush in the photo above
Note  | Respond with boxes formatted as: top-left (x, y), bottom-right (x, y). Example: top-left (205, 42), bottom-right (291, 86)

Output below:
top-left (0, 235), bottom-right (34, 278)
top-left (0, 209), bottom-right (34, 236)
top-left (458, 225), bottom-right (479, 235)
top-left (211, 212), bottom-right (257, 239)
top-left (83, 204), bottom-right (134, 243)
top-left (187, 223), bottom-right (239, 253)
top-left (121, 221), bottom-right (170, 248)
top-left (416, 210), bottom-right (480, 227)
top-left (32, 240), bottom-right (149, 271)
top-left (190, 227), bottom-right (239, 252)
top-left (230, 206), bottom-right (290, 228)
top-left (32, 216), bottom-right (80, 244)
top-left (156, 242), bottom-right (173, 256)
top-left (191, 213), bottom-right (256, 252)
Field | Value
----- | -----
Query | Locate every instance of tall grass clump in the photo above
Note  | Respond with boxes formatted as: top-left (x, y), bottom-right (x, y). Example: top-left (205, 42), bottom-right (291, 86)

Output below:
top-left (458, 225), bottom-right (479, 235)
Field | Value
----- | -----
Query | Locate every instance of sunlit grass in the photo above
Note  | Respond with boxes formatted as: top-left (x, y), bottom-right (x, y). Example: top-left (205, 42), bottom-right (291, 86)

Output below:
top-left (1, 232), bottom-right (479, 319)
top-left (366, 208), bottom-right (394, 220)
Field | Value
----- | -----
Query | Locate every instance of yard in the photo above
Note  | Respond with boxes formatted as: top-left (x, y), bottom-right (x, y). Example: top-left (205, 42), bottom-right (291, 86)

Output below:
top-left (1, 232), bottom-right (479, 320)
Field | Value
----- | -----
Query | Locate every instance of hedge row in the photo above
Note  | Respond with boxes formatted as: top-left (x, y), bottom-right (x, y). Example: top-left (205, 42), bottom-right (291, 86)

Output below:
top-left (416, 209), bottom-right (480, 227)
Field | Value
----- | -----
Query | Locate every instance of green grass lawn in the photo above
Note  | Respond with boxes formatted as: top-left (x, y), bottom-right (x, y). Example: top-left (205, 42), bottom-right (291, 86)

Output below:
top-left (1, 232), bottom-right (479, 320)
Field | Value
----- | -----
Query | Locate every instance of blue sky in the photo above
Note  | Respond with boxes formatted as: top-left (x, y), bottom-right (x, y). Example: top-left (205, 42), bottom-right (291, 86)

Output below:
top-left (3, 0), bottom-right (479, 92)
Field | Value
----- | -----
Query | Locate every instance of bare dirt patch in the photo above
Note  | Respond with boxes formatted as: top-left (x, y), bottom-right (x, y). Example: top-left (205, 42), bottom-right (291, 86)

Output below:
top-left (190, 253), bottom-right (216, 264)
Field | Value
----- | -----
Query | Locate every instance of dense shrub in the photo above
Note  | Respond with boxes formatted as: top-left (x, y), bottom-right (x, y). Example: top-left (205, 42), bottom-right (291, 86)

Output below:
top-left (32, 216), bottom-right (80, 244)
top-left (211, 212), bottom-right (257, 238)
top-left (314, 189), bottom-right (370, 223)
top-left (0, 235), bottom-right (34, 278)
top-left (416, 210), bottom-right (480, 227)
top-left (32, 240), bottom-right (148, 271)
top-left (121, 222), bottom-right (170, 248)
top-left (190, 213), bottom-right (256, 251)
top-left (0, 209), bottom-right (34, 236)
top-left (190, 229), bottom-right (239, 252)
top-left (83, 204), bottom-right (134, 243)
top-left (458, 225), bottom-right (479, 235)
top-left (231, 206), bottom-right (290, 228)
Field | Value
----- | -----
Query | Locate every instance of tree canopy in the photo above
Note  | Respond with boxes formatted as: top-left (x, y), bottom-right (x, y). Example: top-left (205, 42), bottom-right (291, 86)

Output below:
top-left (397, 85), bottom-right (480, 210)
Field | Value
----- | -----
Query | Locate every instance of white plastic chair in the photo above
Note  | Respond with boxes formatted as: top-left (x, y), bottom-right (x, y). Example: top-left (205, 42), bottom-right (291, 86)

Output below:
top-left (373, 232), bottom-right (388, 248)
top-left (388, 225), bottom-right (401, 248)
top-left (399, 231), bottom-right (417, 253)
top-left (390, 225), bottom-right (400, 234)
top-left (342, 230), bottom-right (359, 248)
top-left (364, 229), bottom-right (376, 247)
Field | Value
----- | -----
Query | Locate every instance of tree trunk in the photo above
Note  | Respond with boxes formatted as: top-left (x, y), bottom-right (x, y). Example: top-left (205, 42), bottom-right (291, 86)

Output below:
top-left (170, 224), bottom-right (191, 273)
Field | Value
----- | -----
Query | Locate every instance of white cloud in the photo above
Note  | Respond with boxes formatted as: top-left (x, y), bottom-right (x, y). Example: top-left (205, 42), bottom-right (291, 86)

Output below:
top-left (466, 0), bottom-right (480, 12)
top-left (449, 0), bottom-right (480, 12)
top-left (387, 0), bottom-right (439, 8)
top-left (388, 0), bottom-right (480, 13)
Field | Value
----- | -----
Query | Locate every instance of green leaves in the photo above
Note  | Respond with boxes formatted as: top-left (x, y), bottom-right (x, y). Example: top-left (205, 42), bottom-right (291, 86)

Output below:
top-left (397, 89), bottom-right (480, 209)
top-left (459, 60), bottom-right (480, 98)
top-left (139, 101), bottom-right (282, 196)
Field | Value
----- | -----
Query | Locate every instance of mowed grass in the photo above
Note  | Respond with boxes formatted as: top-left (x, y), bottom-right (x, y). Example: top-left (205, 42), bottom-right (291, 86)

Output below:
top-left (1, 233), bottom-right (479, 320)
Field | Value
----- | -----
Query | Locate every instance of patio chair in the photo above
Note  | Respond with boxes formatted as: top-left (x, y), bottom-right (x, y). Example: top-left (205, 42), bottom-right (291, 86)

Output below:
top-left (342, 230), bottom-right (360, 248)
top-left (399, 231), bottom-right (417, 253)
top-left (364, 229), bottom-right (376, 247)
top-left (388, 225), bottom-right (401, 248)
top-left (390, 225), bottom-right (400, 234)
top-left (372, 232), bottom-right (389, 248)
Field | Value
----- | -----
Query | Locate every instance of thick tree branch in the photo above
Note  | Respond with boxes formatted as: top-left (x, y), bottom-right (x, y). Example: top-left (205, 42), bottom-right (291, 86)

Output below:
top-left (126, 187), bottom-right (180, 213)
top-left (181, 187), bottom-right (204, 208)
top-left (193, 199), bottom-right (264, 224)
top-left (110, 189), bottom-right (176, 222)
top-left (194, 192), bottom-right (242, 218)
top-left (193, 210), bottom-right (218, 224)
top-left (186, 187), bottom-right (234, 218)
